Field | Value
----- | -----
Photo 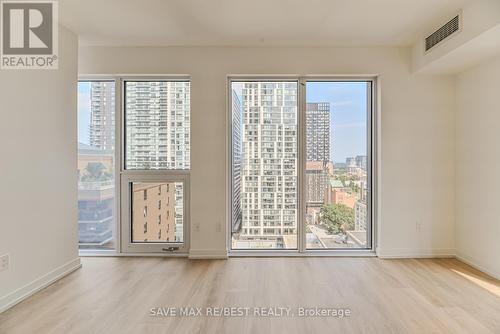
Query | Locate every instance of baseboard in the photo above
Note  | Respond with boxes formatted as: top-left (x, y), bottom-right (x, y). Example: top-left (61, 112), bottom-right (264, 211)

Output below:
top-left (377, 248), bottom-right (456, 259)
top-left (456, 252), bottom-right (500, 280)
top-left (189, 249), bottom-right (228, 259)
top-left (0, 257), bottom-right (82, 314)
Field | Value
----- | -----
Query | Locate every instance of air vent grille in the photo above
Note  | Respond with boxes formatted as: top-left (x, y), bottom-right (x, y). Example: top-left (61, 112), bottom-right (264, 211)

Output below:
top-left (425, 15), bottom-right (460, 51)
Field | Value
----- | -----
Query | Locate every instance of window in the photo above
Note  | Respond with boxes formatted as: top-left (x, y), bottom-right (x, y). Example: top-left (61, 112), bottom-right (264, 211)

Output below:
top-left (121, 78), bottom-right (190, 253)
top-left (229, 77), bottom-right (374, 252)
top-left (77, 80), bottom-right (116, 250)
top-left (305, 81), bottom-right (372, 249)
top-left (130, 181), bottom-right (184, 244)
top-left (124, 81), bottom-right (190, 170)
top-left (230, 81), bottom-right (298, 250)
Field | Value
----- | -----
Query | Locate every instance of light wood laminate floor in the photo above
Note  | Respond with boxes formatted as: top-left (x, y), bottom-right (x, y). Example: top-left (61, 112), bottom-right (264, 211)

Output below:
top-left (0, 257), bottom-right (499, 334)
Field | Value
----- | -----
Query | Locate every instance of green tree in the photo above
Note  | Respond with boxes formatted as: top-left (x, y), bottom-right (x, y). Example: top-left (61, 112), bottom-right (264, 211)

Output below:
top-left (83, 162), bottom-right (107, 181)
top-left (319, 204), bottom-right (355, 235)
top-left (338, 174), bottom-right (347, 186)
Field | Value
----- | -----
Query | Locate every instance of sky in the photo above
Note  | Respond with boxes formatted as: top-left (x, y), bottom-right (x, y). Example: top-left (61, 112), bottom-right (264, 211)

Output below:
top-left (306, 82), bottom-right (368, 163)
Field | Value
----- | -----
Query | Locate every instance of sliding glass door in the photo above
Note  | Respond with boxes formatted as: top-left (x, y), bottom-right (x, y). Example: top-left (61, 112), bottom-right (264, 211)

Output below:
top-left (229, 78), bottom-right (374, 253)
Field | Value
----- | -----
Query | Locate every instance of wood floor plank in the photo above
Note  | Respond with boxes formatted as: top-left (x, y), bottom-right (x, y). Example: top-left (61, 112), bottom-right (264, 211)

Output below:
top-left (0, 257), bottom-right (499, 334)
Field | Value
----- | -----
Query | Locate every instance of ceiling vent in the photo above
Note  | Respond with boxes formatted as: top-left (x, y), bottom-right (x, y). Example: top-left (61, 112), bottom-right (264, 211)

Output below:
top-left (425, 15), bottom-right (460, 52)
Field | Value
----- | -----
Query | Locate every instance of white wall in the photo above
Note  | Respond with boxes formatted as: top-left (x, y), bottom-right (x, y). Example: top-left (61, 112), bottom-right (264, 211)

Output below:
top-left (0, 26), bottom-right (80, 311)
top-left (79, 46), bottom-right (456, 258)
top-left (456, 55), bottom-right (500, 279)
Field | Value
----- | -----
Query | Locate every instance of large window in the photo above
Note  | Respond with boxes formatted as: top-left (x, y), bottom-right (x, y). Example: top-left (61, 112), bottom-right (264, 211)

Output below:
top-left (305, 81), bottom-right (371, 249)
top-left (229, 78), bottom-right (374, 252)
top-left (230, 81), bottom-right (299, 249)
top-left (77, 80), bottom-right (116, 250)
top-left (77, 78), bottom-right (190, 254)
top-left (121, 79), bottom-right (190, 253)
top-left (78, 76), bottom-right (370, 254)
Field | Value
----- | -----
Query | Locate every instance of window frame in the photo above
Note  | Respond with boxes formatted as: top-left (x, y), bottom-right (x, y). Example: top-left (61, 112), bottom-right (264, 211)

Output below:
top-left (78, 75), bottom-right (191, 256)
top-left (226, 75), bottom-right (378, 256)
top-left (120, 173), bottom-right (190, 253)
top-left (120, 76), bottom-right (191, 254)
top-left (122, 77), bottom-right (191, 172)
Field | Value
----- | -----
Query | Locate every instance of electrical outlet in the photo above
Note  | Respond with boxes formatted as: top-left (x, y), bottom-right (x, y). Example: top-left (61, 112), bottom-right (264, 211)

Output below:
top-left (194, 222), bottom-right (200, 232)
top-left (216, 223), bottom-right (222, 232)
top-left (0, 254), bottom-right (9, 272)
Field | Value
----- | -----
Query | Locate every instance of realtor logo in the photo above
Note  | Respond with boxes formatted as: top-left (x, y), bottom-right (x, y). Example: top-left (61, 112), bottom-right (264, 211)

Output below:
top-left (1, 0), bottom-right (58, 69)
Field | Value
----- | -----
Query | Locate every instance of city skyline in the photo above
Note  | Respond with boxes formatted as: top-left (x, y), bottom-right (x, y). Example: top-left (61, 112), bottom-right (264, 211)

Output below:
top-left (80, 82), bottom-right (368, 163)
top-left (124, 81), bottom-right (190, 170)
top-left (78, 81), bottom-right (369, 249)
top-left (233, 82), bottom-right (368, 164)
top-left (231, 81), bottom-right (369, 249)
top-left (307, 82), bottom-right (368, 163)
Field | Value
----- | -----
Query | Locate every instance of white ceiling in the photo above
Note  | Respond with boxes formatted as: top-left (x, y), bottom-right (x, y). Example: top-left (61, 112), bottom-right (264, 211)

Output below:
top-left (60, 0), bottom-right (473, 47)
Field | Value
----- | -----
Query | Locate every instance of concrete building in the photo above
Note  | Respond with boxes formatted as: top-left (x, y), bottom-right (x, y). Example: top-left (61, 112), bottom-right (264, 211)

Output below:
top-left (304, 103), bottom-right (331, 227)
top-left (231, 90), bottom-right (243, 233)
top-left (355, 155), bottom-right (367, 170)
top-left (305, 162), bottom-right (328, 225)
top-left (355, 181), bottom-right (368, 231)
top-left (77, 143), bottom-right (115, 248)
top-left (354, 200), bottom-right (367, 231)
top-left (239, 82), bottom-right (298, 245)
top-left (132, 182), bottom-right (176, 242)
top-left (306, 102), bottom-right (330, 163)
top-left (346, 157), bottom-right (356, 169)
top-left (124, 81), bottom-right (190, 170)
top-left (346, 155), bottom-right (367, 173)
top-left (89, 82), bottom-right (115, 150)
top-left (305, 161), bottom-right (329, 206)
